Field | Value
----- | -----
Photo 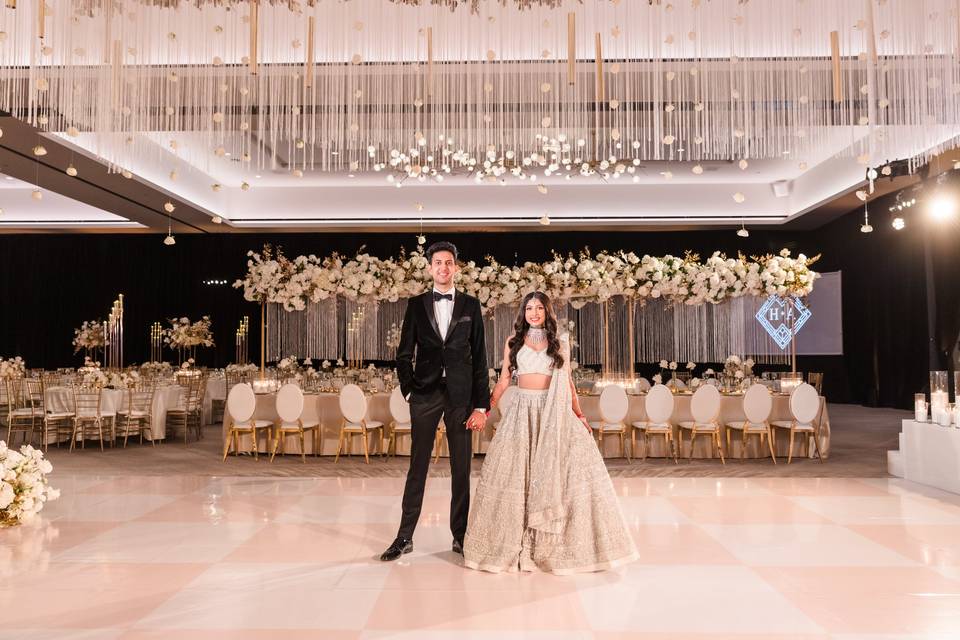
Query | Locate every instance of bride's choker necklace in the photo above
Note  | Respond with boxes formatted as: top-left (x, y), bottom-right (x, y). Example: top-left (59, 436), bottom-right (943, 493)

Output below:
top-left (527, 326), bottom-right (547, 345)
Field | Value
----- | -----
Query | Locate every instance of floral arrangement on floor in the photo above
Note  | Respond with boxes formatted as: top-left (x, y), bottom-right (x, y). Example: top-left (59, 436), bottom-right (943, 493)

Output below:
top-left (0, 441), bottom-right (59, 527)
top-left (723, 355), bottom-right (755, 381)
top-left (0, 357), bottom-right (25, 379)
top-left (72, 320), bottom-right (107, 354)
top-left (163, 316), bottom-right (215, 350)
top-left (235, 244), bottom-right (820, 312)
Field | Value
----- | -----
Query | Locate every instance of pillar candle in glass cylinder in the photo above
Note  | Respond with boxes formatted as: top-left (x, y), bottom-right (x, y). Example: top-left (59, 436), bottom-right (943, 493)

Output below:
top-left (915, 393), bottom-right (928, 422)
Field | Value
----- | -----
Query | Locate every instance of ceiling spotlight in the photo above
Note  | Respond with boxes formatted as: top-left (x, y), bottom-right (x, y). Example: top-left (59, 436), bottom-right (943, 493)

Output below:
top-left (211, 215), bottom-right (223, 224)
top-left (860, 222), bottom-right (873, 233)
top-left (539, 213), bottom-right (551, 225)
top-left (32, 145), bottom-right (47, 156)
top-left (121, 170), bottom-right (133, 179)
top-left (65, 164), bottom-right (78, 177)
top-left (163, 201), bottom-right (175, 213)
top-left (892, 217), bottom-right (905, 230)
top-left (163, 233), bottom-right (176, 246)
top-left (737, 223), bottom-right (749, 238)
top-left (928, 194), bottom-right (957, 221)
top-left (31, 189), bottom-right (42, 201)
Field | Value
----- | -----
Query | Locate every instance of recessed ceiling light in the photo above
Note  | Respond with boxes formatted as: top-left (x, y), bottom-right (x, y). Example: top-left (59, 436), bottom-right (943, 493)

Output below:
top-left (224, 152), bottom-right (231, 157)
top-left (255, 174), bottom-right (261, 178)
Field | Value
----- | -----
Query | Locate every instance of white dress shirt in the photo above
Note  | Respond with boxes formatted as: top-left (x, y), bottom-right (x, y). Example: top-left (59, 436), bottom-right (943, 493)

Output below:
top-left (433, 286), bottom-right (455, 340)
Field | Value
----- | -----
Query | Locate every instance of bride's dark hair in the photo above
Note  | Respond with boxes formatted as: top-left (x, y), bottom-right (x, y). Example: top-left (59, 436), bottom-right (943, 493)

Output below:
top-left (507, 291), bottom-right (565, 374)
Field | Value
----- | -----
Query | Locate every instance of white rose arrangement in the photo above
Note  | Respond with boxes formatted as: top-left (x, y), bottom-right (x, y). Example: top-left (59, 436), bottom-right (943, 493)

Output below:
top-left (140, 361), bottom-right (173, 377)
top-left (0, 441), bottom-right (59, 527)
top-left (164, 316), bottom-right (214, 350)
top-left (72, 320), bottom-right (108, 354)
top-left (235, 245), bottom-right (820, 313)
top-left (78, 357), bottom-right (108, 387)
top-left (0, 357), bottom-right (26, 379)
top-left (225, 363), bottom-right (258, 375)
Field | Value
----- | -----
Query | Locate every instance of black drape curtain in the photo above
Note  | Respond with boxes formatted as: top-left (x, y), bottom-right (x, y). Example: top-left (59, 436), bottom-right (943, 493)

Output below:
top-left (1, 222), bottom-right (955, 408)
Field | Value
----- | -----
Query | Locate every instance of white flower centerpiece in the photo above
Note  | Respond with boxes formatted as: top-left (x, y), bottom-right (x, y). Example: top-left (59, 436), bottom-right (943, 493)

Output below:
top-left (72, 320), bottom-right (108, 361)
top-left (225, 363), bottom-right (258, 376)
top-left (0, 441), bottom-right (59, 527)
top-left (78, 357), bottom-right (108, 387)
top-left (0, 357), bottom-right (26, 380)
top-left (385, 322), bottom-right (402, 360)
top-left (140, 361), bottom-right (173, 378)
top-left (163, 316), bottom-right (214, 364)
top-left (723, 355), bottom-right (755, 391)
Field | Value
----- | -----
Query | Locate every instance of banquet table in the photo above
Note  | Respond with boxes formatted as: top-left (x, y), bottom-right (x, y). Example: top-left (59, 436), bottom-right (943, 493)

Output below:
top-left (221, 388), bottom-right (830, 460)
top-left (45, 385), bottom-right (185, 442)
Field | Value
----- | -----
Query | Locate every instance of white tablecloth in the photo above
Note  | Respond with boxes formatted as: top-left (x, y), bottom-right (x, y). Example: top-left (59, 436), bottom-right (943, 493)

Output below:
top-left (45, 385), bottom-right (185, 441)
top-left (221, 389), bottom-right (830, 459)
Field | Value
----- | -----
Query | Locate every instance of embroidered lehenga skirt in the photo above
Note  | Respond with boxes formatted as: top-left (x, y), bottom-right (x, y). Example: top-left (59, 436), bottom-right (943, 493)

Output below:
top-left (463, 369), bottom-right (639, 574)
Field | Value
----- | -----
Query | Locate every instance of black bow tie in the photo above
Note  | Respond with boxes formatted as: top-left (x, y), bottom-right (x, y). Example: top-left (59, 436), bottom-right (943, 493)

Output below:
top-left (432, 291), bottom-right (453, 302)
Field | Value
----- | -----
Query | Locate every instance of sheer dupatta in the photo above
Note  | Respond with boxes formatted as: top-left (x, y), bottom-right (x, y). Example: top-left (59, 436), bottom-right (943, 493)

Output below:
top-left (526, 332), bottom-right (576, 535)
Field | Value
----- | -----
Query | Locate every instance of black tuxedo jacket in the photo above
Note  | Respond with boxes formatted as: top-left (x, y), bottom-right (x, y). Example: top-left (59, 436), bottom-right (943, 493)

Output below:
top-left (396, 290), bottom-right (490, 410)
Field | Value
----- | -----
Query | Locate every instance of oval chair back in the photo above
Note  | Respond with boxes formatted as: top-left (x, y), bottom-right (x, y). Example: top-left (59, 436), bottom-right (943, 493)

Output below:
top-left (227, 382), bottom-right (256, 424)
top-left (645, 384), bottom-right (675, 424)
top-left (275, 383), bottom-right (305, 425)
top-left (790, 383), bottom-right (820, 425)
top-left (338, 384), bottom-right (367, 424)
top-left (743, 384), bottom-right (773, 425)
top-left (690, 384), bottom-right (721, 424)
top-left (598, 384), bottom-right (629, 424)
top-left (389, 387), bottom-right (411, 424)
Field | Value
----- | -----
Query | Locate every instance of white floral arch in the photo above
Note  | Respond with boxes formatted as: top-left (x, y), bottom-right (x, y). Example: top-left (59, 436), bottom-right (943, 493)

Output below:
top-left (235, 245), bottom-right (820, 312)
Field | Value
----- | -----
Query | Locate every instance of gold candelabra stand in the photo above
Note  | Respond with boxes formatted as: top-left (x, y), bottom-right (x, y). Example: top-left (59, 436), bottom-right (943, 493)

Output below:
top-left (235, 316), bottom-right (249, 364)
top-left (150, 321), bottom-right (163, 362)
top-left (347, 306), bottom-right (366, 369)
top-left (104, 294), bottom-right (124, 370)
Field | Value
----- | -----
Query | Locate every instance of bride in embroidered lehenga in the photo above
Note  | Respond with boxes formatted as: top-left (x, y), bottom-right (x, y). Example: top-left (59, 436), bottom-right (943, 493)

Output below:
top-left (463, 291), bottom-right (638, 574)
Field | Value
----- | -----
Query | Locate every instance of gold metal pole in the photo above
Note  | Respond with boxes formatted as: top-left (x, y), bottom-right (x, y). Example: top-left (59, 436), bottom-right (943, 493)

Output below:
top-left (567, 13), bottom-right (576, 85)
top-left (627, 298), bottom-right (635, 383)
top-left (305, 16), bottom-right (315, 89)
top-left (427, 26), bottom-right (434, 97)
top-left (830, 31), bottom-right (842, 103)
top-left (249, 0), bottom-right (259, 75)
top-left (594, 32), bottom-right (604, 101)
top-left (260, 302), bottom-right (266, 379)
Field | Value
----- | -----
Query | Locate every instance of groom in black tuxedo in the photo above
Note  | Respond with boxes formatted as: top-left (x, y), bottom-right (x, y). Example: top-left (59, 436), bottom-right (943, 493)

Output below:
top-left (380, 241), bottom-right (490, 561)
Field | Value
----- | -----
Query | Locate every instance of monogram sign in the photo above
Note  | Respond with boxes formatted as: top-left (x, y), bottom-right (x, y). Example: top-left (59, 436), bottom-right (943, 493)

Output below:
top-left (755, 295), bottom-right (812, 350)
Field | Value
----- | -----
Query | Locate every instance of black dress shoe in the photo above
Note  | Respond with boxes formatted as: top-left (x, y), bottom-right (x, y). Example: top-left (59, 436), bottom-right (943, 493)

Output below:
top-left (380, 537), bottom-right (413, 562)
top-left (452, 538), bottom-right (464, 555)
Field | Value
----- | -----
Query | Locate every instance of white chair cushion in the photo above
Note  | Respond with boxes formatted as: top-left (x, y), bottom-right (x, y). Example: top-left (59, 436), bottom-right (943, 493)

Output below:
top-left (643, 422), bottom-right (672, 432)
top-left (631, 421), bottom-right (648, 430)
top-left (277, 420), bottom-right (320, 430)
top-left (726, 421), bottom-right (768, 432)
top-left (11, 408), bottom-right (35, 416)
top-left (590, 421), bottom-right (625, 432)
top-left (393, 421), bottom-right (412, 432)
top-left (118, 410), bottom-right (148, 417)
top-left (45, 411), bottom-right (74, 418)
top-left (772, 420), bottom-right (814, 431)
top-left (344, 420), bottom-right (383, 430)
top-left (679, 420), bottom-right (720, 431)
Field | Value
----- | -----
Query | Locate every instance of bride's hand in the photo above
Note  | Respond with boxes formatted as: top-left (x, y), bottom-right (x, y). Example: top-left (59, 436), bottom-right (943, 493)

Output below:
top-left (577, 414), bottom-right (590, 432)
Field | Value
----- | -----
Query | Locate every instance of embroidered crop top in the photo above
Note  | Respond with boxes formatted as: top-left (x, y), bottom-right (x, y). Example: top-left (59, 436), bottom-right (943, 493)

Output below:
top-left (515, 333), bottom-right (568, 377)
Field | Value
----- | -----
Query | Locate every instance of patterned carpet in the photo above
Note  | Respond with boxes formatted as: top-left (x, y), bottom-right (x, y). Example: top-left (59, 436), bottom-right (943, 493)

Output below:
top-left (38, 403), bottom-right (906, 479)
